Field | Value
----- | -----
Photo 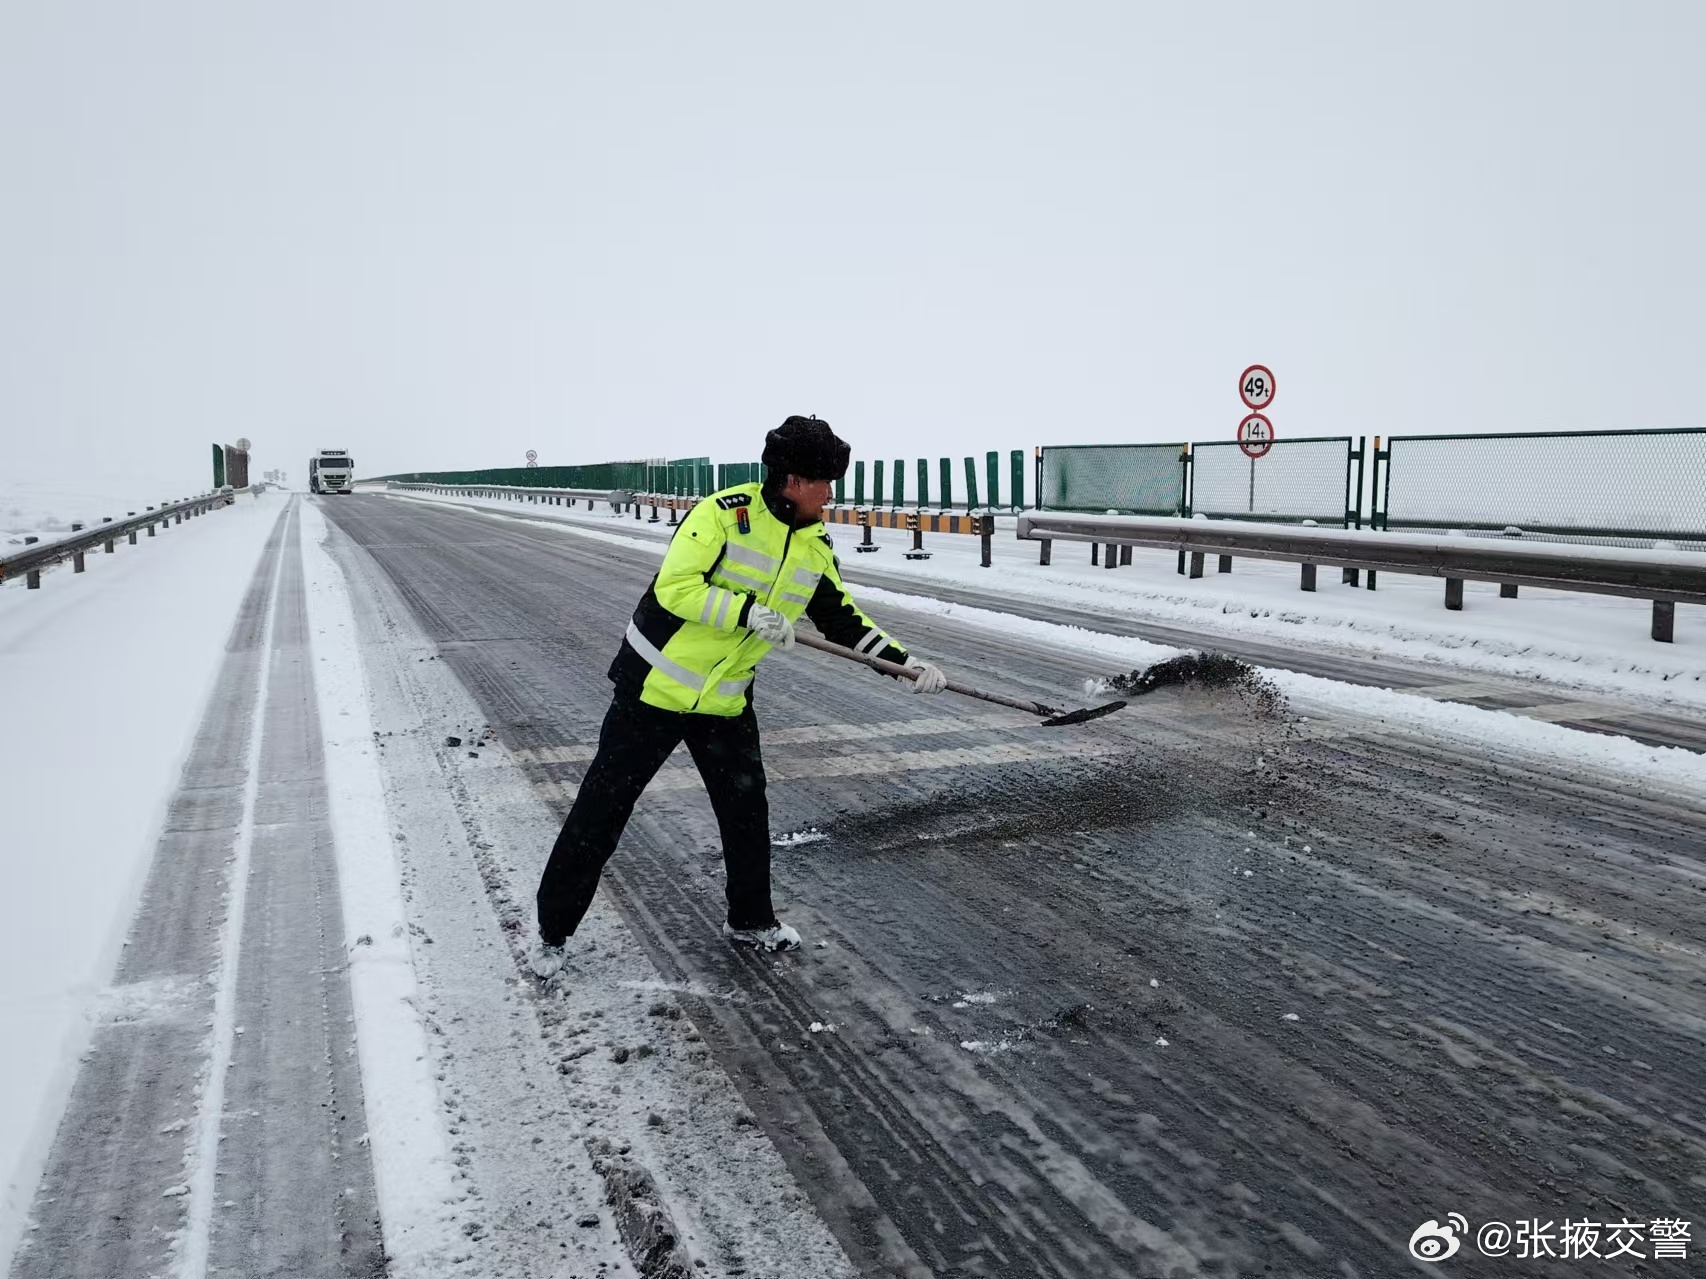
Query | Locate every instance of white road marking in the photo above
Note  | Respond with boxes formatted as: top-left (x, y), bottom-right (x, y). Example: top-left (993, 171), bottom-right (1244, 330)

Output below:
top-left (527, 738), bottom-right (1117, 803)
top-left (301, 501), bottom-right (462, 1275)
top-left (509, 712), bottom-right (1040, 766)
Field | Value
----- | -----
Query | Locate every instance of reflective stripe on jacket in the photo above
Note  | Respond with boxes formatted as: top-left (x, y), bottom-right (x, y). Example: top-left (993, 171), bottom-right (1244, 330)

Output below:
top-left (609, 482), bottom-right (911, 715)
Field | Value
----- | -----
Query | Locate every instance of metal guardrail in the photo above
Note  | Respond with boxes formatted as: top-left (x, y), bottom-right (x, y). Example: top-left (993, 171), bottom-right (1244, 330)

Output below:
top-left (0, 489), bottom-right (249, 589)
top-left (1016, 512), bottom-right (1706, 643)
top-left (388, 481), bottom-right (619, 503)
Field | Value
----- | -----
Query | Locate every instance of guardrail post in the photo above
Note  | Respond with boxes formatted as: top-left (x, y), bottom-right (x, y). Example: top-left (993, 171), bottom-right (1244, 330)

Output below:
top-left (980, 515), bottom-right (993, 568)
top-left (1500, 584), bottom-right (1519, 598)
top-left (1104, 541), bottom-right (1117, 570)
top-left (1119, 545), bottom-right (1131, 565)
top-left (1366, 569), bottom-right (1377, 591)
top-left (147, 523), bottom-right (156, 537)
top-left (1090, 543), bottom-right (1099, 566)
top-left (1039, 538), bottom-right (1052, 566)
top-left (127, 531), bottom-right (137, 545)
top-left (1189, 552), bottom-right (1204, 578)
top-left (1218, 555), bottom-right (1232, 573)
top-left (904, 513), bottom-right (930, 560)
top-left (1300, 563), bottom-right (1317, 592)
top-left (1342, 567), bottom-right (1358, 585)
top-left (73, 552), bottom-right (86, 573)
top-left (104, 538), bottom-right (115, 553)
top-left (1652, 601), bottom-right (1675, 643)
top-left (1176, 551), bottom-right (1185, 575)
top-left (1445, 578), bottom-right (1464, 610)
top-left (26, 570), bottom-right (41, 589)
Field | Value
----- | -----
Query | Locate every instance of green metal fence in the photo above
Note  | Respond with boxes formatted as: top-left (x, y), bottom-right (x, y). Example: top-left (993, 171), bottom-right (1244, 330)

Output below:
top-left (830, 450), bottom-right (1027, 510)
top-left (717, 461), bottom-right (763, 489)
top-left (379, 461), bottom-right (653, 490)
top-left (1378, 427), bottom-right (1706, 547)
top-left (1040, 444), bottom-right (1188, 515)
top-left (1191, 437), bottom-right (1361, 527)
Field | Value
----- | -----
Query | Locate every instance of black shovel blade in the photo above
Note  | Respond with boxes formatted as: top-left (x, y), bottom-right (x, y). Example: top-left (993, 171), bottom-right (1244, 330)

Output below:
top-left (1040, 699), bottom-right (1128, 727)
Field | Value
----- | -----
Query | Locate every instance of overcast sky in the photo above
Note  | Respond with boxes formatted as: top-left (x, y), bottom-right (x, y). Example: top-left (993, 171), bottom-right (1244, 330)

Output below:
top-left (3, 1), bottom-right (1702, 489)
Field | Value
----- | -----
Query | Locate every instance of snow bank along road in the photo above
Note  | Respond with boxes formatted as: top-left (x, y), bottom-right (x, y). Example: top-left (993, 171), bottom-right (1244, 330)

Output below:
top-left (8, 500), bottom-right (388, 1278)
top-left (11, 488), bottom-right (1702, 1278)
top-left (305, 493), bottom-right (1700, 1278)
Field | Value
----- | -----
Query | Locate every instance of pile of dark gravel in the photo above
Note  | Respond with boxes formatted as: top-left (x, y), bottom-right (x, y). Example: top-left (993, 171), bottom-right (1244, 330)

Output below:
top-left (1101, 652), bottom-right (1287, 718)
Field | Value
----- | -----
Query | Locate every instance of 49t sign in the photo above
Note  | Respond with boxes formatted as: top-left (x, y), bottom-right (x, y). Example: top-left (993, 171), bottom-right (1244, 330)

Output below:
top-left (1239, 364), bottom-right (1275, 411)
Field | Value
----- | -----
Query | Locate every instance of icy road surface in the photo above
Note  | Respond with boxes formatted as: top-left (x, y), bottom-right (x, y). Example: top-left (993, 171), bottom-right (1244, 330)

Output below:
top-left (10, 489), bottom-right (1703, 1279)
top-left (306, 493), bottom-right (1702, 1278)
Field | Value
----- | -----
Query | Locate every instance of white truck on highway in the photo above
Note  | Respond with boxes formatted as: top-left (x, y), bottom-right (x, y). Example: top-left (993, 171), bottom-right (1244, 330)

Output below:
top-left (309, 450), bottom-right (354, 494)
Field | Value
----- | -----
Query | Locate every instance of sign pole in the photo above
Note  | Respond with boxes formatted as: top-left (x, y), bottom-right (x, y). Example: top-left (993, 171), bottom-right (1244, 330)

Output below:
top-left (1236, 366), bottom-right (1276, 517)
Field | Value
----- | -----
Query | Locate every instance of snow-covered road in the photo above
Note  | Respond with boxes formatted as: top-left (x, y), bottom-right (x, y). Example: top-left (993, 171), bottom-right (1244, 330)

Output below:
top-left (5, 488), bottom-right (1703, 1278)
top-left (322, 494), bottom-right (1704, 1277)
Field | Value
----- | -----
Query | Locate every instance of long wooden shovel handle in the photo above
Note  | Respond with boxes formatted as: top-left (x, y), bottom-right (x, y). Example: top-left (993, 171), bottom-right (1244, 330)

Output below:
top-left (791, 630), bottom-right (1063, 719)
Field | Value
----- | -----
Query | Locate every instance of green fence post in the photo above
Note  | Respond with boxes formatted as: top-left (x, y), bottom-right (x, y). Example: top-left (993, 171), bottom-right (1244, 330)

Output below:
top-left (964, 457), bottom-right (980, 509)
top-left (854, 461), bottom-right (866, 505)
top-left (986, 451), bottom-right (1000, 510)
top-left (835, 475), bottom-right (845, 504)
top-left (1010, 449), bottom-right (1024, 511)
top-left (873, 460), bottom-right (885, 507)
top-left (892, 459), bottom-right (904, 508)
top-left (917, 458), bottom-right (929, 510)
top-left (940, 458), bottom-right (953, 510)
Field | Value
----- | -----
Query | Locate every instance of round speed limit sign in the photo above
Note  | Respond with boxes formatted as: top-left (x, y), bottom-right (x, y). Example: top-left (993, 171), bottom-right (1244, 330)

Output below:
top-left (1238, 412), bottom-right (1275, 458)
top-left (1239, 364), bottom-right (1276, 411)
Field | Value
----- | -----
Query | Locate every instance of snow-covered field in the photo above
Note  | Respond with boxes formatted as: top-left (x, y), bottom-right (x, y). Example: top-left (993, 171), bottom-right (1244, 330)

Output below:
top-left (0, 473), bottom-right (222, 546)
top-left (378, 485), bottom-right (1706, 715)
top-left (0, 494), bottom-right (282, 1258)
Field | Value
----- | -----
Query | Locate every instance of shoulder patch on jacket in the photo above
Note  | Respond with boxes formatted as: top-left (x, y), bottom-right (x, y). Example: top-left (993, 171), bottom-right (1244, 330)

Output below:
top-left (819, 532), bottom-right (834, 549)
top-left (716, 493), bottom-right (752, 510)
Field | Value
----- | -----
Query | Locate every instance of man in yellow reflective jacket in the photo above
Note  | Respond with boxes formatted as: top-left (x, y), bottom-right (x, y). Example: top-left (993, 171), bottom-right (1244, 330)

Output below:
top-left (530, 416), bottom-right (948, 976)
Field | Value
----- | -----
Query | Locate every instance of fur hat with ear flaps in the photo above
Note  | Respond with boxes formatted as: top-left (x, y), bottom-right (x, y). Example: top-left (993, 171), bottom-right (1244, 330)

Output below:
top-left (762, 415), bottom-right (852, 483)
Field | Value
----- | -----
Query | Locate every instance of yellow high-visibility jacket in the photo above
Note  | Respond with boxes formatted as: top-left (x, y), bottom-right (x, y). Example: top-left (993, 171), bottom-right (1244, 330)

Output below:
top-left (609, 482), bottom-right (912, 715)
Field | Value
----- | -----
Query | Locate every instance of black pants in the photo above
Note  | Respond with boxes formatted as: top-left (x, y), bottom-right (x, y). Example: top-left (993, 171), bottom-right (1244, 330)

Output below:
top-left (536, 694), bottom-right (774, 943)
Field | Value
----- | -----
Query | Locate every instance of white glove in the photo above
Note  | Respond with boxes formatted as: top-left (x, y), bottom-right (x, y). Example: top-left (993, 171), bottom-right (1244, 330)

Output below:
top-left (906, 660), bottom-right (948, 694)
top-left (748, 604), bottom-right (795, 649)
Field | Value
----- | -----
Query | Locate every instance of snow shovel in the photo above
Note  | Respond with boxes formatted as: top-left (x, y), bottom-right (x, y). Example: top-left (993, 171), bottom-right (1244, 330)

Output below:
top-left (792, 631), bottom-right (1127, 727)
